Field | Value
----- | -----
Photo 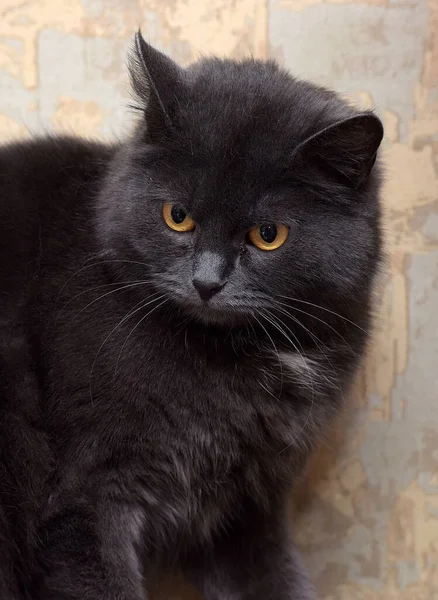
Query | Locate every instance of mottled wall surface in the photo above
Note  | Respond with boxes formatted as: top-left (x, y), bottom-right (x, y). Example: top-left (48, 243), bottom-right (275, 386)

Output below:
top-left (0, 0), bottom-right (437, 598)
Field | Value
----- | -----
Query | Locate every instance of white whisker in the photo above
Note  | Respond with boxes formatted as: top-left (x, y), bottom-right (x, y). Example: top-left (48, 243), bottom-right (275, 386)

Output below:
top-left (57, 258), bottom-right (150, 299)
top-left (115, 297), bottom-right (171, 375)
top-left (274, 299), bottom-right (356, 355)
top-left (89, 292), bottom-right (166, 404)
top-left (278, 295), bottom-right (367, 333)
top-left (260, 309), bottom-right (315, 401)
top-left (56, 280), bottom-right (154, 321)
top-left (73, 282), bottom-right (159, 319)
top-left (270, 301), bottom-right (344, 395)
top-left (253, 312), bottom-right (283, 401)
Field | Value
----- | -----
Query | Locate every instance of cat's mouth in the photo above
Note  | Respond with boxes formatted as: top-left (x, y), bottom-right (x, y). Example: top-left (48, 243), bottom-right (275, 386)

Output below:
top-left (169, 288), bottom-right (253, 326)
top-left (152, 275), bottom-right (256, 325)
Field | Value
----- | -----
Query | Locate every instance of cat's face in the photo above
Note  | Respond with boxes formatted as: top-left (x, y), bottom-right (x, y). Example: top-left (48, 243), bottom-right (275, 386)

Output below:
top-left (100, 36), bottom-right (383, 326)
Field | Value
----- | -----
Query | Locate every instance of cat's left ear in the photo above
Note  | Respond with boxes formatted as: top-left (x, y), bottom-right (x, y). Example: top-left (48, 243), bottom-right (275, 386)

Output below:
top-left (296, 113), bottom-right (384, 189)
top-left (129, 31), bottom-right (184, 139)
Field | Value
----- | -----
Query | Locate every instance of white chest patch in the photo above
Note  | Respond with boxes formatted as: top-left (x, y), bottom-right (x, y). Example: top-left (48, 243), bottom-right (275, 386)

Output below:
top-left (277, 351), bottom-right (329, 393)
top-left (279, 351), bottom-right (317, 382)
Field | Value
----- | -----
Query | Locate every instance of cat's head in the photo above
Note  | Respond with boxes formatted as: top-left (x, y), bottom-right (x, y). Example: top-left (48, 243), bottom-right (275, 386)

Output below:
top-left (99, 32), bottom-right (383, 329)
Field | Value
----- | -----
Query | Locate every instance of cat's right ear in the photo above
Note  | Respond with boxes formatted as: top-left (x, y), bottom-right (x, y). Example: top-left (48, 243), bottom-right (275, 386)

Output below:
top-left (295, 113), bottom-right (383, 189)
top-left (128, 31), bottom-right (183, 141)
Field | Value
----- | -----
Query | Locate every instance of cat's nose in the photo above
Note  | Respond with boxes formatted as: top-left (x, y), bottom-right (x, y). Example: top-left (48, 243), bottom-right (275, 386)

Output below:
top-left (192, 278), bottom-right (225, 301)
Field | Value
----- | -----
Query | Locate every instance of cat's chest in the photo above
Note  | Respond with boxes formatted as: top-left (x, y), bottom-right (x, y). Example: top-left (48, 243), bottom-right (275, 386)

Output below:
top-left (47, 330), bottom-right (309, 546)
top-left (106, 327), bottom-right (303, 465)
top-left (142, 343), bottom-right (298, 472)
top-left (51, 318), bottom-right (305, 514)
top-left (136, 352), bottom-right (294, 536)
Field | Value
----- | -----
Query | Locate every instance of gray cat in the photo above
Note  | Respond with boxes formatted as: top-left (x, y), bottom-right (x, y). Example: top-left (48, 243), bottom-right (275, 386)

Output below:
top-left (0, 31), bottom-right (383, 599)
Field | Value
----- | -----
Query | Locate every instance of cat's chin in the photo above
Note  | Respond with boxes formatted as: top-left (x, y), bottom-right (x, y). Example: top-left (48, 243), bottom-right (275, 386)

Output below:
top-left (180, 299), bottom-right (250, 327)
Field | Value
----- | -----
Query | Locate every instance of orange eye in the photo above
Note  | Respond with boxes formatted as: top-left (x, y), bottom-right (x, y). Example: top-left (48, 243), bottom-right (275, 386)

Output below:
top-left (163, 203), bottom-right (195, 232)
top-left (248, 223), bottom-right (288, 251)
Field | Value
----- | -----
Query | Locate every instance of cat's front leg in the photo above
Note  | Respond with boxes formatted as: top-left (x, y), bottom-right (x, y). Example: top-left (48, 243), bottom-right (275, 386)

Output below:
top-left (184, 508), bottom-right (315, 600)
top-left (32, 503), bottom-right (146, 600)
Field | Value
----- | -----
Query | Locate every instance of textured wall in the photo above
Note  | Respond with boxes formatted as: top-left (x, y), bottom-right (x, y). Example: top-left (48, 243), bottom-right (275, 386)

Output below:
top-left (0, 1), bottom-right (437, 598)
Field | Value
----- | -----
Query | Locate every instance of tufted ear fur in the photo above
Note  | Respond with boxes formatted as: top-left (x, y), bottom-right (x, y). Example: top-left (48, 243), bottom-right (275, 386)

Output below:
top-left (128, 31), bottom-right (184, 141)
top-left (296, 113), bottom-right (384, 188)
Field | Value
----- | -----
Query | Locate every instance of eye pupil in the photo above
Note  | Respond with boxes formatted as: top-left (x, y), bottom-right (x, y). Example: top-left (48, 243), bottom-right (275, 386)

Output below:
top-left (171, 205), bottom-right (187, 224)
top-left (260, 224), bottom-right (277, 244)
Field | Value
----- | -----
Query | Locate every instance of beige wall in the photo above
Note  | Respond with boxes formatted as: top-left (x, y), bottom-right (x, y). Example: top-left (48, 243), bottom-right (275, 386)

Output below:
top-left (1, 1), bottom-right (437, 598)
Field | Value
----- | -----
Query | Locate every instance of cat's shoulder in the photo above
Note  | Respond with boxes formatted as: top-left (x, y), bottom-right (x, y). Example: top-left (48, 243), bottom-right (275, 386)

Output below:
top-left (0, 136), bottom-right (117, 291)
top-left (0, 134), bottom-right (117, 226)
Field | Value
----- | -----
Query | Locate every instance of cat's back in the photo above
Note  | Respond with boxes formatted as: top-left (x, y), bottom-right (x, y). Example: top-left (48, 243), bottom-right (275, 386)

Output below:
top-left (0, 135), bottom-right (115, 210)
top-left (0, 136), bottom-right (116, 304)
